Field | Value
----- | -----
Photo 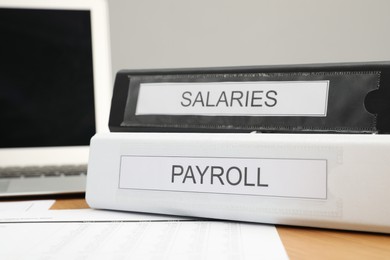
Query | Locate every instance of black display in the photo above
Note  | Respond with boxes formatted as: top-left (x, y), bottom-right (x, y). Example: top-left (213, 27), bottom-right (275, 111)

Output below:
top-left (0, 8), bottom-right (95, 148)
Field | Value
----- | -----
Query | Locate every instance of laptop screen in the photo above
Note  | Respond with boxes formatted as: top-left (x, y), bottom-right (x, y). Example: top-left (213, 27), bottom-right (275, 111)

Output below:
top-left (0, 8), bottom-right (95, 148)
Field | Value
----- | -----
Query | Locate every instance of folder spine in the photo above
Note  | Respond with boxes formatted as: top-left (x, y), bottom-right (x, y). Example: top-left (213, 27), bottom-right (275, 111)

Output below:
top-left (86, 132), bottom-right (390, 234)
top-left (109, 61), bottom-right (390, 134)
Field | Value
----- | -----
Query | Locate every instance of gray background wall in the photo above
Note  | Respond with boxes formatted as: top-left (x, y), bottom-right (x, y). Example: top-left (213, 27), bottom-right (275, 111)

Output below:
top-left (107, 0), bottom-right (390, 76)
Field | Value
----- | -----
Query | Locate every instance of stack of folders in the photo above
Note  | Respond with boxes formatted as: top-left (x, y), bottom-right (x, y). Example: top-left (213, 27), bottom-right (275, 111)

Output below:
top-left (86, 61), bottom-right (390, 233)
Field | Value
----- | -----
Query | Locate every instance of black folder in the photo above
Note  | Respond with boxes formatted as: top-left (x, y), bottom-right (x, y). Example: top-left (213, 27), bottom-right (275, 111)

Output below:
top-left (109, 61), bottom-right (390, 134)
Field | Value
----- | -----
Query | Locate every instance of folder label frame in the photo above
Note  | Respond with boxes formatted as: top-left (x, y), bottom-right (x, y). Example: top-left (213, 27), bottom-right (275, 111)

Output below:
top-left (119, 155), bottom-right (328, 199)
top-left (135, 81), bottom-right (329, 117)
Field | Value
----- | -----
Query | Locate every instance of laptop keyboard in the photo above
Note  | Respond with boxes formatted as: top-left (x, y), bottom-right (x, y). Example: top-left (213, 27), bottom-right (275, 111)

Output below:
top-left (0, 165), bottom-right (87, 179)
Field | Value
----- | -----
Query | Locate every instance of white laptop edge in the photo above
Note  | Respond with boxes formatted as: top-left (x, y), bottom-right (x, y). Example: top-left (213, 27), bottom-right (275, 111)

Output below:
top-left (0, 0), bottom-right (112, 168)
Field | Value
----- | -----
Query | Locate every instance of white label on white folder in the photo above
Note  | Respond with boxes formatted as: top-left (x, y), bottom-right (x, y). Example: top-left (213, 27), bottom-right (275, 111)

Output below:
top-left (135, 81), bottom-right (329, 116)
top-left (119, 156), bottom-right (327, 199)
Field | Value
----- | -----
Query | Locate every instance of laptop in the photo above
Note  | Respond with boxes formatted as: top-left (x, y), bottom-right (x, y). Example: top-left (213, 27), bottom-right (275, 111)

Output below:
top-left (0, 0), bottom-right (112, 197)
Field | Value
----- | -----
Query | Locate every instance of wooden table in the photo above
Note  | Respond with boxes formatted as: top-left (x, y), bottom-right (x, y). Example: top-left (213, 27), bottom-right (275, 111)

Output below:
top-left (8, 195), bottom-right (390, 259)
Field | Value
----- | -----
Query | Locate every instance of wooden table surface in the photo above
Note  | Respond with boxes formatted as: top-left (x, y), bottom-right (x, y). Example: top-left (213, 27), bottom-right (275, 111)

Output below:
top-left (48, 196), bottom-right (390, 260)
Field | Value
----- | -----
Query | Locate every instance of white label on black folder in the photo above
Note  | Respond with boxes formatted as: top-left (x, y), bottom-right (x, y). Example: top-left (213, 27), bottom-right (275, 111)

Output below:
top-left (119, 156), bottom-right (327, 199)
top-left (135, 81), bottom-right (329, 116)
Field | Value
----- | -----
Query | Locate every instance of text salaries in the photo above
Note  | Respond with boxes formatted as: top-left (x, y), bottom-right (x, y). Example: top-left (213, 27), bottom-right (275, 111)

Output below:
top-left (181, 90), bottom-right (278, 108)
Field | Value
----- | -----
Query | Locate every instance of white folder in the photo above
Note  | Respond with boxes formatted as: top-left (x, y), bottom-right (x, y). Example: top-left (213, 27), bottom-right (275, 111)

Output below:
top-left (86, 132), bottom-right (390, 233)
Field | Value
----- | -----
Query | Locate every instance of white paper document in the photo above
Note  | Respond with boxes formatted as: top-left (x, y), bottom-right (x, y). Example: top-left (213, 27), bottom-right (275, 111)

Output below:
top-left (0, 221), bottom-right (287, 260)
top-left (0, 200), bottom-right (55, 212)
top-left (0, 208), bottom-right (192, 222)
